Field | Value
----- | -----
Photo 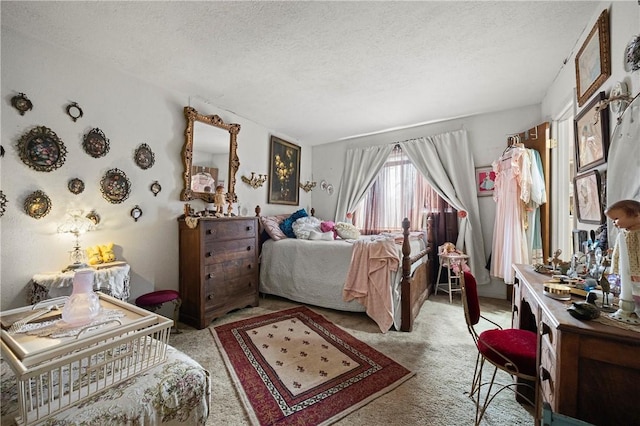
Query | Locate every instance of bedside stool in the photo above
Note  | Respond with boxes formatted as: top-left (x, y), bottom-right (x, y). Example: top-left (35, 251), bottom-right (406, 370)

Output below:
top-left (135, 290), bottom-right (182, 333)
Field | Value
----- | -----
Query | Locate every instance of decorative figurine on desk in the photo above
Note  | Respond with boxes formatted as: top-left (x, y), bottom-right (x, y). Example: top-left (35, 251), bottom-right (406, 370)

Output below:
top-left (605, 199), bottom-right (640, 324)
top-left (213, 185), bottom-right (225, 217)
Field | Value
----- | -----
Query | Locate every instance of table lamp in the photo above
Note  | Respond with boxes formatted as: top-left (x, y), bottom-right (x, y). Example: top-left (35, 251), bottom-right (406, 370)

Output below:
top-left (58, 211), bottom-right (95, 272)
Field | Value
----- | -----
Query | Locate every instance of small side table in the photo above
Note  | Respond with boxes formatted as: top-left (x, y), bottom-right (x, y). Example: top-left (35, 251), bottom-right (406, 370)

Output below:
top-left (435, 253), bottom-right (469, 303)
top-left (28, 262), bottom-right (131, 305)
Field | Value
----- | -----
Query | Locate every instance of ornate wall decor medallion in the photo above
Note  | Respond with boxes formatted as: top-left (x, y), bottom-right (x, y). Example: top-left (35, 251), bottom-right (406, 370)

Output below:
top-left (66, 102), bottom-right (84, 122)
top-left (134, 143), bottom-right (155, 169)
top-left (150, 180), bottom-right (161, 196)
top-left (130, 205), bottom-right (143, 222)
top-left (0, 190), bottom-right (7, 217)
top-left (68, 178), bottom-right (85, 194)
top-left (24, 190), bottom-right (52, 219)
top-left (83, 128), bottom-right (110, 158)
top-left (100, 168), bottom-right (131, 204)
top-left (17, 126), bottom-right (67, 172)
top-left (86, 210), bottom-right (101, 225)
top-left (11, 93), bottom-right (33, 115)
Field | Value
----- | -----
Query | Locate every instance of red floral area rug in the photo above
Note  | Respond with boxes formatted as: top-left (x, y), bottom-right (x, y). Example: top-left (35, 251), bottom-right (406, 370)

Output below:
top-left (211, 306), bottom-right (415, 426)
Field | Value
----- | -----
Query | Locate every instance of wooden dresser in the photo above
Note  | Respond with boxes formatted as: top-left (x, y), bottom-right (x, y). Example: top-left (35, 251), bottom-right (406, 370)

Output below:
top-left (512, 264), bottom-right (640, 425)
top-left (178, 216), bottom-right (259, 329)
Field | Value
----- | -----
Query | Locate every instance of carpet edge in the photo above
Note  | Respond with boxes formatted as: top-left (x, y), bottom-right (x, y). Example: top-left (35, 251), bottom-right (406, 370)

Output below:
top-left (210, 327), bottom-right (261, 426)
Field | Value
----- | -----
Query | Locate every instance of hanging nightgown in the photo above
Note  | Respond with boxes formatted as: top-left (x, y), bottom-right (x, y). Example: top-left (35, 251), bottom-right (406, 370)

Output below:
top-left (490, 146), bottom-right (531, 284)
top-left (525, 149), bottom-right (547, 265)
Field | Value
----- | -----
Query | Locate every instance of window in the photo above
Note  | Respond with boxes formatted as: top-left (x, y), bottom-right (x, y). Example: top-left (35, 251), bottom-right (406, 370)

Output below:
top-left (353, 146), bottom-right (452, 234)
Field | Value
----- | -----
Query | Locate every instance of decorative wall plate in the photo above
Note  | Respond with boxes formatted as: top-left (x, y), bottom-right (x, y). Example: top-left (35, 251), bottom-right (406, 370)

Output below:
top-left (86, 210), bottom-right (100, 225)
top-left (0, 190), bottom-right (7, 217)
top-left (17, 126), bottom-right (67, 172)
top-left (83, 128), bottom-right (110, 158)
top-left (68, 178), bottom-right (85, 194)
top-left (11, 93), bottom-right (33, 115)
top-left (130, 205), bottom-right (143, 222)
top-left (66, 102), bottom-right (84, 122)
top-left (100, 168), bottom-right (130, 204)
top-left (134, 143), bottom-right (155, 169)
top-left (150, 180), bottom-right (161, 196)
top-left (24, 190), bottom-right (51, 219)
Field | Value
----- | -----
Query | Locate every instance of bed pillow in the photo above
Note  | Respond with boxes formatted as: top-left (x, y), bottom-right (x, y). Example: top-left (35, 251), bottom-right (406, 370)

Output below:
top-left (279, 209), bottom-right (308, 238)
top-left (292, 216), bottom-right (322, 239)
top-left (335, 222), bottom-right (361, 240)
top-left (308, 230), bottom-right (335, 240)
top-left (321, 220), bottom-right (337, 239)
top-left (260, 214), bottom-right (289, 241)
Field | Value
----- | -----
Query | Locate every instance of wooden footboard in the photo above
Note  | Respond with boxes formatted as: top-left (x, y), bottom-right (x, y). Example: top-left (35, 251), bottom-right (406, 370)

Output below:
top-left (400, 216), bottom-right (433, 331)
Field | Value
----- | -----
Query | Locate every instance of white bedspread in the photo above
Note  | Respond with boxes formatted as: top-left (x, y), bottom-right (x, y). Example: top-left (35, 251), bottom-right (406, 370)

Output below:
top-left (259, 235), bottom-right (425, 330)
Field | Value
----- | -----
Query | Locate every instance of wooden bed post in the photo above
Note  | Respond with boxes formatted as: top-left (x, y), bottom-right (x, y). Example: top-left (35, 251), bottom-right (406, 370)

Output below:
top-left (400, 218), bottom-right (413, 331)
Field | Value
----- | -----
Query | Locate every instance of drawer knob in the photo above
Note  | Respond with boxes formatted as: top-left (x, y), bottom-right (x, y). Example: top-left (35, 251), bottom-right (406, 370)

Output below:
top-left (246, 246), bottom-right (251, 251)
top-left (540, 322), bottom-right (551, 336)
top-left (207, 273), bottom-right (213, 279)
top-left (540, 366), bottom-right (551, 381)
top-left (513, 305), bottom-right (519, 314)
top-left (207, 294), bottom-right (213, 300)
top-left (206, 251), bottom-right (213, 257)
top-left (246, 226), bottom-right (252, 231)
top-left (247, 264), bottom-right (252, 269)
top-left (206, 229), bottom-right (212, 235)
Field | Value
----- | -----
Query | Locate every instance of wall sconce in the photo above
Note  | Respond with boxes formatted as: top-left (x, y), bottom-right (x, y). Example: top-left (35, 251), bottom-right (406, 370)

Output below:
top-left (320, 180), bottom-right (334, 195)
top-left (299, 181), bottom-right (316, 192)
top-left (241, 172), bottom-right (267, 188)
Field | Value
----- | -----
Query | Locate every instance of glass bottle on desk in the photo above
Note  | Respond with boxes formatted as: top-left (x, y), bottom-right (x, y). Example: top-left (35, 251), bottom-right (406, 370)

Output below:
top-left (61, 269), bottom-right (101, 326)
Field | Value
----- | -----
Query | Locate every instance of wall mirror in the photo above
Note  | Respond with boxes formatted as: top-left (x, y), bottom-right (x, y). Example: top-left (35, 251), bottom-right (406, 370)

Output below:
top-left (181, 106), bottom-right (240, 204)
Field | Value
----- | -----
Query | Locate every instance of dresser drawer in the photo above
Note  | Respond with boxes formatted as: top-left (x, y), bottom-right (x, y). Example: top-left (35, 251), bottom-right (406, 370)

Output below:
top-left (204, 275), bottom-right (258, 311)
top-left (202, 219), bottom-right (256, 241)
top-left (204, 258), bottom-right (256, 283)
top-left (203, 238), bottom-right (257, 265)
top-left (539, 310), bottom-right (557, 353)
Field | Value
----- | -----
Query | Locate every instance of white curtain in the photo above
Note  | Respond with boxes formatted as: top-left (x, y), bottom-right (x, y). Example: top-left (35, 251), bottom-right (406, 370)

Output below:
top-left (334, 129), bottom-right (489, 284)
top-left (335, 144), bottom-right (394, 222)
top-left (400, 130), bottom-right (489, 284)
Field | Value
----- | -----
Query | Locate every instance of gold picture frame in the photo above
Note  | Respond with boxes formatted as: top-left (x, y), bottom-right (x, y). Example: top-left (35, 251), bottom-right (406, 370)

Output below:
top-left (268, 136), bottom-right (300, 205)
top-left (575, 9), bottom-right (610, 107)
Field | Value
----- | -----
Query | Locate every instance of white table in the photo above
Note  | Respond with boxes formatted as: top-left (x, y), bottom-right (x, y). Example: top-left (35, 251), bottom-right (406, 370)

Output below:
top-left (435, 253), bottom-right (469, 303)
top-left (28, 262), bottom-right (130, 304)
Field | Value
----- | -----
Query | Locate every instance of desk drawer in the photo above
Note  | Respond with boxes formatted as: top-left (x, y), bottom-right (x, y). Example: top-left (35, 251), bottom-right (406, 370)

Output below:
top-left (539, 310), bottom-right (557, 353)
top-left (539, 338), bottom-right (557, 406)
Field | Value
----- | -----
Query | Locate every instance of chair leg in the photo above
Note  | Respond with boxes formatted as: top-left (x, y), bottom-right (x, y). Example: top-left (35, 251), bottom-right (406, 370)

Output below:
top-left (469, 351), bottom-right (482, 398)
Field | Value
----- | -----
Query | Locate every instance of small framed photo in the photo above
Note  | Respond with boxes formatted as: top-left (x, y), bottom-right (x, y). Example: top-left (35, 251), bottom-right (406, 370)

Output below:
top-left (475, 167), bottom-right (496, 197)
top-left (574, 91), bottom-right (609, 173)
top-left (574, 170), bottom-right (604, 224)
top-left (268, 136), bottom-right (300, 205)
top-left (575, 9), bottom-right (610, 107)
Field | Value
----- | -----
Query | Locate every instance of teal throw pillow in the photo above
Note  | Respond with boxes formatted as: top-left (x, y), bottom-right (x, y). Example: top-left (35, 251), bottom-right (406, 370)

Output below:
top-left (279, 209), bottom-right (308, 238)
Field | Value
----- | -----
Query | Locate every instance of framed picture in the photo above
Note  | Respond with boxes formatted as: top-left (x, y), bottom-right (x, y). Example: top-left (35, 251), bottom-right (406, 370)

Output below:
top-left (475, 167), bottom-right (496, 197)
top-left (574, 91), bottom-right (609, 173)
top-left (268, 136), bottom-right (300, 205)
top-left (574, 170), bottom-right (604, 224)
top-left (575, 9), bottom-right (610, 107)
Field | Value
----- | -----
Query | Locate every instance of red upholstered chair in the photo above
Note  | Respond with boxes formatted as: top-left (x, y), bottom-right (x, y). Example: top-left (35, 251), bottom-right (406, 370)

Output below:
top-left (459, 271), bottom-right (538, 425)
top-left (135, 290), bottom-right (182, 333)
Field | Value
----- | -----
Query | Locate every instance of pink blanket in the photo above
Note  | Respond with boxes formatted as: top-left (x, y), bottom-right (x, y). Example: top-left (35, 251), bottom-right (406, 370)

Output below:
top-left (343, 238), bottom-right (400, 333)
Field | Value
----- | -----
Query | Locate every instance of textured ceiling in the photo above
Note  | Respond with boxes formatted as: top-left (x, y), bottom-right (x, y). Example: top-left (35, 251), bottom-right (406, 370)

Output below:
top-left (1, 1), bottom-right (600, 145)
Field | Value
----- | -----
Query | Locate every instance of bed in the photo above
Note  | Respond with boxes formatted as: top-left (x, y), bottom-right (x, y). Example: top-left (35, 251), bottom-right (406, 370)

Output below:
top-left (256, 206), bottom-right (434, 332)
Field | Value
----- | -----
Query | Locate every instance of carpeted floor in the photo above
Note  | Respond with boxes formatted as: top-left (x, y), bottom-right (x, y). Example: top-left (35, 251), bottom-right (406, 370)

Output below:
top-left (169, 293), bottom-right (534, 425)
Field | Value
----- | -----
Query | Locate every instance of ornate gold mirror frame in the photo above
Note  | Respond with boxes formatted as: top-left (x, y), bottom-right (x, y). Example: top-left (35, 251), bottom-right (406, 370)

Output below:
top-left (180, 106), bottom-right (240, 204)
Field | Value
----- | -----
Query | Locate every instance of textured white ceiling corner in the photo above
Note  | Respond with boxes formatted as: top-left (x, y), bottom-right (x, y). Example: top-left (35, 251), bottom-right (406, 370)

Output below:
top-left (1, 1), bottom-right (600, 145)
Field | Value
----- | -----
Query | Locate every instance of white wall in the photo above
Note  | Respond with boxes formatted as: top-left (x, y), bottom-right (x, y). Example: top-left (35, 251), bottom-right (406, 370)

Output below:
top-left (0, 27), bottom-right (312, 310)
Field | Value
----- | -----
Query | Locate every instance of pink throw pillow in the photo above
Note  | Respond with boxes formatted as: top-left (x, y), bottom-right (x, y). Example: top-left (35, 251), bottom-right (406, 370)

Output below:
top-left (321, 221), bottom-right (337, 239)
top-left (260, 215), bottom-right (289, 241)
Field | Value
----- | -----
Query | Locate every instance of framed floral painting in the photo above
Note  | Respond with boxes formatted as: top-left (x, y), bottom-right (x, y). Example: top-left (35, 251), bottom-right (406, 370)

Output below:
top-left (268, 136), bottom-right (300, 205)
top-left (574, 91), bottom-right (609, 173)
top-left (575, 9), bottom-right (610, 107)
top-left (574, 170), bottom-right (605, 224)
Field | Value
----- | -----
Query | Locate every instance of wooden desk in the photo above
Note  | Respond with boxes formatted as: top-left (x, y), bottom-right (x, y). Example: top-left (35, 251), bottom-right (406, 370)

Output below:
top-left (512, 264), bottom-right (640, 425)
